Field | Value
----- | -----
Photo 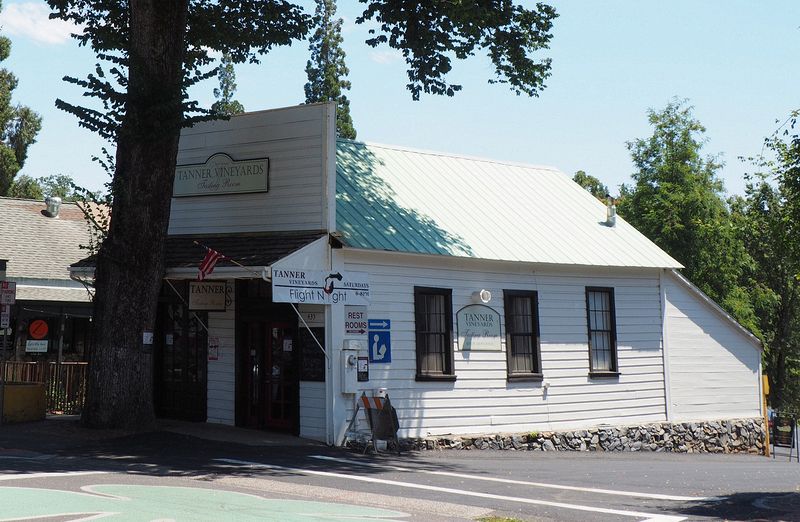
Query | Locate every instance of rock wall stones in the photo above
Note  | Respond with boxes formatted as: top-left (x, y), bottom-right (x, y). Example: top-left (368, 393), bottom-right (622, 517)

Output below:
top-left (398, 418), bottom-right (765, 454)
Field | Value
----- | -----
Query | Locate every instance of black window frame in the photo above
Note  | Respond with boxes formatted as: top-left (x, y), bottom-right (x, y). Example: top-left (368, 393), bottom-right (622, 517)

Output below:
top-left (585, 287), bottom-right (620, 377)
top-left (503, 290), bottom-right (543, 381)
top-left (414, 286), bottom-right (456, 381)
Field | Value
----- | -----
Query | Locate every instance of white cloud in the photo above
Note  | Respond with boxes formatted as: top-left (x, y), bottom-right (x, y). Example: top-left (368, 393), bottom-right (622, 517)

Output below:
top-left (369, 50), bottom-right (403, 65)
top-left (0, 2), bottom-right (78, 45)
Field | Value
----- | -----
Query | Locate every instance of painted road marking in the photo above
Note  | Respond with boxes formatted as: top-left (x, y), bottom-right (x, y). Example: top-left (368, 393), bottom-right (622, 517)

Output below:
top-left (214, 458), bottom-right (687, 522)
top-left (309, 455), bottom-right (711, 502)
top-left (0, 471), bottom-right (107, 481)
top-left (0, 484), bottom-right (408, 521)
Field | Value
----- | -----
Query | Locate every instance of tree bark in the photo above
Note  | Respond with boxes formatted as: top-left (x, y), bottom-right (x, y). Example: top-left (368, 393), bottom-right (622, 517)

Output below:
top-left (82, 0), bottom-right (189, 430)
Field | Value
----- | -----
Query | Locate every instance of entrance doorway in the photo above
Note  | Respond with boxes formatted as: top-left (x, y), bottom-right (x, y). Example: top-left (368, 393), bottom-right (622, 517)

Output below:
top-left (236, 280), bottom-right (299, 432)
top-left (240, 320), bottom-right (297, 430)
top-left (154, 293), bottom-right (208, 422)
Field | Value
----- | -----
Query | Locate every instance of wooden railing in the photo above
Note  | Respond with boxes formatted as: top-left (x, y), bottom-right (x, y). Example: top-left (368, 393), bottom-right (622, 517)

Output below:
top-left (2, 361), bottom-right (88, 414)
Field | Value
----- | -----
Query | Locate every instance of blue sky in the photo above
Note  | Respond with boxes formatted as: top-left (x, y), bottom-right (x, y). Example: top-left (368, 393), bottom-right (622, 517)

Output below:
top-left (1, 0), bottom-right (798, 196)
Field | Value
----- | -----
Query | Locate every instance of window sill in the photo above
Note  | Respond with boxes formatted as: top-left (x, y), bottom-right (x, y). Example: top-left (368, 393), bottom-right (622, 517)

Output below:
top-left (588, 371), bottom-right (620, 379)
top-left (416, 374), bottom-right (457, 382)
top-left (507, 373), bottom-right (544, 383)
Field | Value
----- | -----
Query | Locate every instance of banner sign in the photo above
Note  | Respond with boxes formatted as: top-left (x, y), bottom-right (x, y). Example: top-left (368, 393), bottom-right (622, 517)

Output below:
top-left (174, 153), bottom-right (269, 197)
top-left (457, 304), bottom-right (502, 351)
top-left (189, 281), bottom-right (227, 311)
top-left (272, 269), bottom-right (370, 305)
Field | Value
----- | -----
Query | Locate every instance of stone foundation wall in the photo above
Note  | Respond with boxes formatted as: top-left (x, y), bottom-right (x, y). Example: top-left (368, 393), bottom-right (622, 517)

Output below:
top-left (398, 418), bottom-right (765, 454)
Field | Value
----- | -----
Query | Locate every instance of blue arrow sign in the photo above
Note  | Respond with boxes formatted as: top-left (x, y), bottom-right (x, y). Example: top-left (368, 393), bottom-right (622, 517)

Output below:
top-left (368, 319), bottom-right (390, 330)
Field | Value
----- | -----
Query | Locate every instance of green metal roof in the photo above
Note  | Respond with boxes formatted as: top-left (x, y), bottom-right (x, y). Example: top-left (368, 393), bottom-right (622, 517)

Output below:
top-left (335, 140), bottom-right (681, 268)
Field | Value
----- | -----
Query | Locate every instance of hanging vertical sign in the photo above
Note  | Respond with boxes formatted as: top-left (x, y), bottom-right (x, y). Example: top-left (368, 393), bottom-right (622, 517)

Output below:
top-left (0, 305), bottom-right (10, 329)
top-left (0, 281), bottom-right (16, 305)
top-left (368, 319), bottom-right (391, 363)
top-left (345, 306), bottom-right (368, 337)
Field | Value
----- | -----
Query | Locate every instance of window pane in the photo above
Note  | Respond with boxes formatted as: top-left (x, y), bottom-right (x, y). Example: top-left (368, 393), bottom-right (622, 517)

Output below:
top-left (587, 289), bottom-right (616, 372)
top-left (415, 289), bottom-right (452, 375)
top-left (505, 292), bottom-right (539, 375)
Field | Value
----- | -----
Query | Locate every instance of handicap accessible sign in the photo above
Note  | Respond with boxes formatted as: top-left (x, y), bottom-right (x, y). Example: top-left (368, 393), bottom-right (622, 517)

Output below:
top-left (368, 319), bottom-right (391, 363)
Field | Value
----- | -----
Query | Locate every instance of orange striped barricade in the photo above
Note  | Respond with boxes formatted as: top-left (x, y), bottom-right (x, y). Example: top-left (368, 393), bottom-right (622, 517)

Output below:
top-left (344, 392), bottom-right (401, 455)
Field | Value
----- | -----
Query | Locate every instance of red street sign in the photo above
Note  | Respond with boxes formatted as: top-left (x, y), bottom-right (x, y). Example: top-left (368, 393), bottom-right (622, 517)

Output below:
top-left (29, 319), bottom-right (49, 340)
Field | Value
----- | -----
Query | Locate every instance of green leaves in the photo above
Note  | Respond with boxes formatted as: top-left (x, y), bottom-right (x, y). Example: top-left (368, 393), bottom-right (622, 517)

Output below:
top-left (357, 1), bottom-right (557, 100)
top-left (620, 99), bottom-right (745, 306)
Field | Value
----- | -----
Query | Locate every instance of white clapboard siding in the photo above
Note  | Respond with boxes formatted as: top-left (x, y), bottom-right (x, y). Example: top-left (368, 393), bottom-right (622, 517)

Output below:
top-left (664, 271), bottom-right (761, 421)
top-left (300, 381), bottom-right (327, 442)
top-left (169, 104), bottom-right (330, 235)
top-left (207, 280), bottom-right (236, 425)
top-left (342, 250), bottom-right (667, 438)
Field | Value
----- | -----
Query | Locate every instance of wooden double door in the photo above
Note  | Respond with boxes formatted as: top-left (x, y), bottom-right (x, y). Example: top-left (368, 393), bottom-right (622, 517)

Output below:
top-left (155, 300), bottom-right (207, 422)
top-left (239, 318), bottom-right (298, 431)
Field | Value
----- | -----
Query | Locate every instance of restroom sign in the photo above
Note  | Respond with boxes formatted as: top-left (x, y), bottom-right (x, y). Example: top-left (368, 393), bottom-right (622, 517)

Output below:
top-left (368, 319), bottom-right (391, 363)
top-left (345, 306), bottom-right (367, 336)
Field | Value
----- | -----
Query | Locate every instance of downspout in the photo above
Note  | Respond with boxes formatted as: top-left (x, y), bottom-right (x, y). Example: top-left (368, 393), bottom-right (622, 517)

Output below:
top-left (660, 269), bottom-right (673, 422)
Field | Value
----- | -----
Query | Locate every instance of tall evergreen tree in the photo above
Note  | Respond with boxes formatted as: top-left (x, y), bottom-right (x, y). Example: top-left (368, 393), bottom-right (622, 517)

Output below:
top-left (0, 0), bottom-right (42, 195)
top-left (304, 0), bottom-right (356, 139)
top-left (618, 99), bottom-right (753, 321)
top-left (47, 0), bottom-right (558, 430)
top-left (211, 53), bottom-right (245, 117)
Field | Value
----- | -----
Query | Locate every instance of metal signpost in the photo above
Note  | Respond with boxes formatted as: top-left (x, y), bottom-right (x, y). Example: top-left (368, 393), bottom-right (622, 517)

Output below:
top-left (0, 260), bottom-right (14, 426)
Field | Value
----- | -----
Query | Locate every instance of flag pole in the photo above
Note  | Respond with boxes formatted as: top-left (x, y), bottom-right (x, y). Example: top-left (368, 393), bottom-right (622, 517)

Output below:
top-left (192, 240), bottom-right (266, 280)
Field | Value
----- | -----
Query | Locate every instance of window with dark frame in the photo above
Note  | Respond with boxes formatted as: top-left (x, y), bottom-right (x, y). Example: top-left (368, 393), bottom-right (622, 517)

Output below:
top-left (503, 290), bottom-right (542, 379)
top-left (585, 287), bottom-right (618, 375)
top-left (414, 286), bottom-right (455, 380)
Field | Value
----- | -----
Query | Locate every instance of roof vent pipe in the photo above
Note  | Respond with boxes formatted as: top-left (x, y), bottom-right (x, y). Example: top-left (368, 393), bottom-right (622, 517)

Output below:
top-left (605, 195), bottom-right (616, 227)
top-left (44, 196), bottom-right (62, 218)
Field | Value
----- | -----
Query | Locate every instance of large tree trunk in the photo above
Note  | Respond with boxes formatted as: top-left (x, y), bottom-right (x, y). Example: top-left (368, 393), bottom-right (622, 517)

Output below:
top-left (82, 0), bottom-right (189, 430)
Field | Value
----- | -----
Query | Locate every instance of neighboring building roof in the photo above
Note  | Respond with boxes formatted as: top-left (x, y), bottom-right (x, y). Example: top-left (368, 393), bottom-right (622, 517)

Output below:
top-left (335, 141), bottom-right (682, 269)
top-left (0, 197), bottom-right (93, 281)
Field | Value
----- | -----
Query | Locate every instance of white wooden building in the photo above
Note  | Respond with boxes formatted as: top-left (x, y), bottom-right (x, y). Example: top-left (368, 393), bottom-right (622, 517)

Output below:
top-left (111, 103), bottom-right (762, 445)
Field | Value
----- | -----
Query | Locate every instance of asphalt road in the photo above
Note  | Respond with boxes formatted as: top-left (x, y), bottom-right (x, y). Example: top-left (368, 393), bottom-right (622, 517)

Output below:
top-left (1, 420), bottom-right (799, 521)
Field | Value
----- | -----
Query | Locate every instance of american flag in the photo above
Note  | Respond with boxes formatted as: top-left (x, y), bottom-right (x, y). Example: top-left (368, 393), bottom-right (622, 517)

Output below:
top-left (197, 247), bottom-right (226, 281)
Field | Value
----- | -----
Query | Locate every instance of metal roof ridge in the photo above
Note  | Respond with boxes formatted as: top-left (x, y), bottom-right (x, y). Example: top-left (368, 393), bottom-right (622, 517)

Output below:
top-left (336, 138), bottom-right (562, 173)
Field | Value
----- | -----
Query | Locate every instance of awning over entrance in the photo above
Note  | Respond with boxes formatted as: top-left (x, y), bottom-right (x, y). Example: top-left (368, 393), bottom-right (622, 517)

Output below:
top-left (71, 230), bottom-right (328, 278)
top-left (164, 231), bottom-right (327, 271)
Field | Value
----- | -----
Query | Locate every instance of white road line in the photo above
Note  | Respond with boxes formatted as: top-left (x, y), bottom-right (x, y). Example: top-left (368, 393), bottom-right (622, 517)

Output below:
top-left (309, 455), bottom-right (710, 502)
top-left (214, 458), bottom-right (686, 522)
top-left (0, 471), bottom-right (107, 481)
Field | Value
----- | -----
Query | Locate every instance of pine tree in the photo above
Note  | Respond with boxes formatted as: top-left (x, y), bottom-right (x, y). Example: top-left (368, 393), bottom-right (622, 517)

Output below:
top-left (211, 53), bottom-right (245, 117)
top-left (304, 0), bottom-right (356, 139)
top-left (0, 1), bottom-right (42, 195)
